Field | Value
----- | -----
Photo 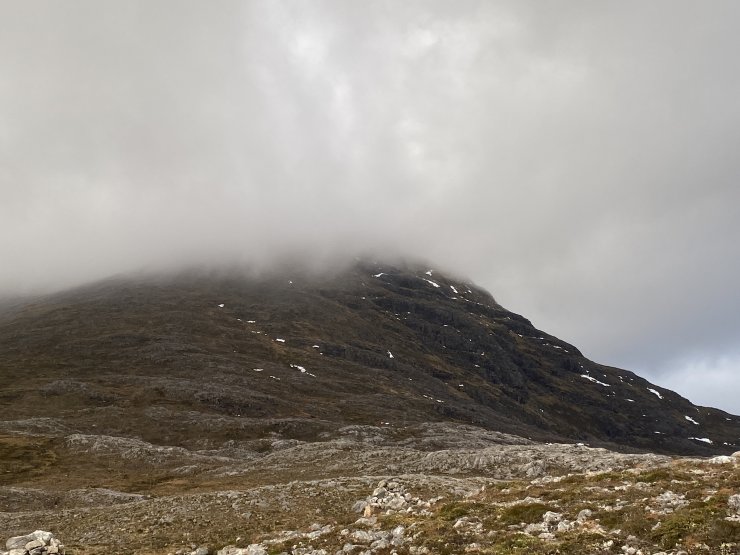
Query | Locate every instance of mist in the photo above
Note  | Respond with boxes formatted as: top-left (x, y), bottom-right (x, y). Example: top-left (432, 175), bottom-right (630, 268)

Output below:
top-left (2, 1), bottom-right (740, 412)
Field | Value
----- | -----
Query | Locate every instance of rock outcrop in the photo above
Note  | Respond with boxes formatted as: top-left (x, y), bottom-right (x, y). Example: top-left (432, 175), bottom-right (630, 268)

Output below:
top-left (2, 531), bottom-right (64, 555)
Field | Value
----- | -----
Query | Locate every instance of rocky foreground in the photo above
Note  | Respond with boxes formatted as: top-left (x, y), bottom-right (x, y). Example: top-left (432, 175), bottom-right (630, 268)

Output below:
top-left (3, 263), bottom-right (740, 553)
top-left (2, 422), bottom-right (739, 554)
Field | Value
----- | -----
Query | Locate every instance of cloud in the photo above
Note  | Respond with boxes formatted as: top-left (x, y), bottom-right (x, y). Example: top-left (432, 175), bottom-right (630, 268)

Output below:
top-left (1, 1), bottom-right (739, 412)
top-left (647, 352), bottom-right (740, 415)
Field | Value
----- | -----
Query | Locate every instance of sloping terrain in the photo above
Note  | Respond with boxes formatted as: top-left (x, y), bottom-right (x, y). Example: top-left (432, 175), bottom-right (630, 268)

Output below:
top-left (0, 260), bottom-right (737, 455)
top-left (1, 260), bottom-right (739, 554)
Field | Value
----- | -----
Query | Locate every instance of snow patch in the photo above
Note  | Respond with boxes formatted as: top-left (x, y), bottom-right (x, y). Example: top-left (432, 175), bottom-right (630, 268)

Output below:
top-left (290, 363), bottom-right (316, 377)
top-left (373, 272), bottom-right (386, 278)
top-left (689, 437), bottom-right (713, 444)
top-left (275, 338), bottom-right (285, 343)
top-left (423, 279), bottom-right (440, 288)
top-left (450, 285), bottom-right (458, 294)
top-left (647, 388), bottom-right (663, 399)
top-left (425, 269), bottom-right (433, 276)
top-left (218, 303), bottom-right (224, 308)
top-left (580, 374), bottom-right (610, 387)
top-left (387, 350), bottom-right (394, 359)
top-left (685, 415), bottom-right (700, 425)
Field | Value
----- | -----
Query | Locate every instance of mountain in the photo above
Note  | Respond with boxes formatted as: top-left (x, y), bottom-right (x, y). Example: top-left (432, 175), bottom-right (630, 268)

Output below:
top-left (1, 259), bottom-right (737, 456)
top-left (2, 259), bottom-right (740, 555)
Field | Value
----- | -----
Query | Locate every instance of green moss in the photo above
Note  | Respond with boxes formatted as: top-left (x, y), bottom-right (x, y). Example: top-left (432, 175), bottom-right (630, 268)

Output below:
top-left (637, 468), bottom-right (693, 484)
top-left (556, 532), bottom-right (616, 554)
top-left (650, 499), bottom-right (740, 549)
top-left (499, 503), bottom-right (552, 525)
top-left (587, 470), bottom-right (624, 484)
top-left (636, 468), bottom-right (671, 483)
top-left (710, 520), bottom-right (740, 545)
top-left (378, 512), bottom-right (419, 530)
top-left (490, 533), bottom-right (545, 553)
top-left (596, 505), bottom-right (653, 536)
top-left (438, 501), bottom-right (472, 521)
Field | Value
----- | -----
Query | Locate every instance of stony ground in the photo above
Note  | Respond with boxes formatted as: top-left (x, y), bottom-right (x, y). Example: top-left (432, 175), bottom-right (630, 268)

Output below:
top-left (2, 422), bottom-right (739, 554)
top-left (3, 264), bottom-right (740, 554)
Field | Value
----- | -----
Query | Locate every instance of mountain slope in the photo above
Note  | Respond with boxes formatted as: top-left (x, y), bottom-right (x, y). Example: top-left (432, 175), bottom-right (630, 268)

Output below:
top-left (0, 260), bottom-right (737, 456)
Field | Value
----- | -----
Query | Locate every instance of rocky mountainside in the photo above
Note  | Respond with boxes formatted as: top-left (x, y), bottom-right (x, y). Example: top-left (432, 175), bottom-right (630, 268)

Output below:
top-left (0, 260), bottom-right (737, 455)
top-left (1, 260), bottom-right (739, 554)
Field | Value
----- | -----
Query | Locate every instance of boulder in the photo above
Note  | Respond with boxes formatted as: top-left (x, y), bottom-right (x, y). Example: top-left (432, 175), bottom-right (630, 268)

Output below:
top-left (3, 531), bottom-right (64, 555)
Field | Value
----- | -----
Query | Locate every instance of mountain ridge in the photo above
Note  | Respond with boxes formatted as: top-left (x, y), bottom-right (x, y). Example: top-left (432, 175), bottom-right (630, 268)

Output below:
top-left (1, 259), bottom-right (737, 456)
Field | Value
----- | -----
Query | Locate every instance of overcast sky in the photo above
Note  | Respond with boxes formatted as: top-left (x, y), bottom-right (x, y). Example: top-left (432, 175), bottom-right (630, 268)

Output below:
top-left (2, 1), bottom-right (740, 413)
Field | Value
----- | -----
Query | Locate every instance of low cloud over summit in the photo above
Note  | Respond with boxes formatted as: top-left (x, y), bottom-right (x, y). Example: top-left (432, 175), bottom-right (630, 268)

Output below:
top-left (2, 1), bottom-right (740, 412)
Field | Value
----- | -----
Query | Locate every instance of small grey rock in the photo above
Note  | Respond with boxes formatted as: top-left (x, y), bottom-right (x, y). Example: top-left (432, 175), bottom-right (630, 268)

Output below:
top-left (728, 493), bottom-right (740, 513)
top-left (372, 487), bottom-right (387, 498)
top-left (576, 508), bottom-right (593, 521)
top-left (542, 511), bottom-right (562, 524)
top-left (351, 500), bottom-right (367, 513)
top-left (350, 530), bottom-right (373, 543)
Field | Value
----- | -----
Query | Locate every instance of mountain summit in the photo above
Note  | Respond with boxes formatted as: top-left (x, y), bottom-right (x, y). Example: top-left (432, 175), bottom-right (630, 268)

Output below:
top-left (1, 260), bottom-right (737, 456)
